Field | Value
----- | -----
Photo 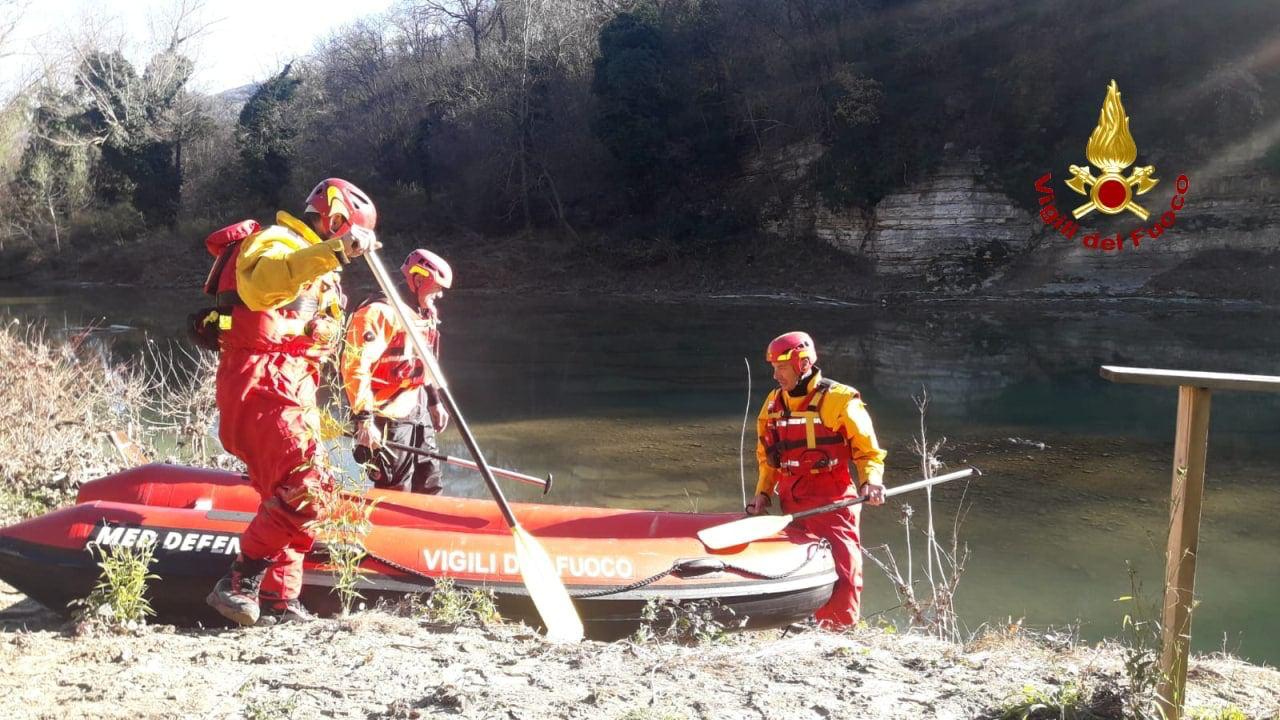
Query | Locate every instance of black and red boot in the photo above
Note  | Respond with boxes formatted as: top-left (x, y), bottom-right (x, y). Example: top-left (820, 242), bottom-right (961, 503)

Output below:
top-left (206, 556), bottom-right (270, 626)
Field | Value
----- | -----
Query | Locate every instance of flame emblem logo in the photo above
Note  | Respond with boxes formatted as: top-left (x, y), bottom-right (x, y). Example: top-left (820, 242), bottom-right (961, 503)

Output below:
top-left (1066, 80), bottom-right (1158, 220)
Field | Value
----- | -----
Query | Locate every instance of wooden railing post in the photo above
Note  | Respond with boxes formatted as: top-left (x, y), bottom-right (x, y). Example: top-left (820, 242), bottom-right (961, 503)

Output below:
top-left (1099, 366), bottom-right (1280, 720)
top-left (1157, 385), bottom-right (1212, 720)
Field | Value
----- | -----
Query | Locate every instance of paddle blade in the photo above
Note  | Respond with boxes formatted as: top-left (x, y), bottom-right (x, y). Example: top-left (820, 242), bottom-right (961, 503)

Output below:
top-left (108, 430), bottom-right (151, 467)
top-left (511, 525), bottom-right (584, 643)
top-left (697, 513), bottom-right (793, 550)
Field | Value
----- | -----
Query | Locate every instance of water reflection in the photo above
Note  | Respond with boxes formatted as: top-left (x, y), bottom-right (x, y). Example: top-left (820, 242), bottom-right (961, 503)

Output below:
top-left (2, 284), bottom-right (1278, 661)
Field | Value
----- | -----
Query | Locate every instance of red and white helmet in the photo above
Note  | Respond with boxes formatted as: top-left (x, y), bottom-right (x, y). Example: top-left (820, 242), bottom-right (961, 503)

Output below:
top-left (401, 248), bottom-right (453, 294)
top-left (766, 331), bottom-right (817, 373)
top-left (304, 178), bottom-right (377, 238)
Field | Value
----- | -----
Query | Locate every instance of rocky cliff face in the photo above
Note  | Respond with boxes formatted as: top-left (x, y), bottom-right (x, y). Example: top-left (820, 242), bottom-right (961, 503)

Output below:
top-left (767, 149), bottom-right (1034, 289)
top-left (766, 146), bottom-right (1280, 298)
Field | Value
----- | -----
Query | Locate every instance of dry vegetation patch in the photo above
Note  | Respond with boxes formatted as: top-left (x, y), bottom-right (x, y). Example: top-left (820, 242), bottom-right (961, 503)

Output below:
top-left (0, 323), bottom-right (237, 525)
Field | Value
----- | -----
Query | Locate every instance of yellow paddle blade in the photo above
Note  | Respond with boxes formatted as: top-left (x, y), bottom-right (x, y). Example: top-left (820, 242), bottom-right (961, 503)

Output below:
top-left (511, 524), bottom-right (584, 643)
top-left (697, 513), bottom-right (793, 550)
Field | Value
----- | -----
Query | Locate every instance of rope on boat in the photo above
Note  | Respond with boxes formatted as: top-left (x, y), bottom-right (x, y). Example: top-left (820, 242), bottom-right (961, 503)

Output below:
top-left (570, 539), bottom-right (829, 598)
top-left (359, 539), bottom-right (831, 600)
top-left (566, 569), bottom-right (681, 599)
top-left (719, 538), bottom-right (831, 581)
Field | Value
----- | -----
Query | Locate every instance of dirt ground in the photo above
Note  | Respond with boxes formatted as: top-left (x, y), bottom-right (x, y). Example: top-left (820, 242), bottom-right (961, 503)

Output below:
top-left (2, 582), bottom-right (1277, 720)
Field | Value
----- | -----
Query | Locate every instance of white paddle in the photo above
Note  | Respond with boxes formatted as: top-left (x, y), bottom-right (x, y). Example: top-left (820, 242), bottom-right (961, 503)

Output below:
top-left (697, 468), bottom-right (977, 550)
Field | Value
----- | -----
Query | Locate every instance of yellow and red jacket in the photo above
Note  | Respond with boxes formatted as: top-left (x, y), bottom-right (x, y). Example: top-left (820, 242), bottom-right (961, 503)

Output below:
top-left (218, 211), bottom-right (347, 360)
top-left (341, 297), bottom-right (441, 420)
top-left (755, 370), bottom-right (886, 507)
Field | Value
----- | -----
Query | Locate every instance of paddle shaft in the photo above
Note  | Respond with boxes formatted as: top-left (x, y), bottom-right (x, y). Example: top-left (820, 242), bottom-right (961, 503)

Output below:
top-left (789, 467), bottom-right (976, 521)
top-left (362, 251), bottom-right (519, 527)
top-left (380, 439), bottom-right (552, 493)
top-left (362, 251), bottom-right (584, 643)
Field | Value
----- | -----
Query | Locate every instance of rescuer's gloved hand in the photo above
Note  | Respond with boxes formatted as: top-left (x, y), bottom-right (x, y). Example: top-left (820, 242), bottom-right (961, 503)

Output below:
top-left (340, 225), bottom-right (380, 259)
top-left (354, 417), bottom-right (383, 451)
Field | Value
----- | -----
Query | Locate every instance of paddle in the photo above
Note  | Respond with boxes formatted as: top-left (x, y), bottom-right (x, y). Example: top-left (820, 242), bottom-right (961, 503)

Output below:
top-left (361, 248), bottom-right (584, 642)
top-left (697, 467), bottom-right (977, 550)
top-left (363, 437), bottom-right (553, 494)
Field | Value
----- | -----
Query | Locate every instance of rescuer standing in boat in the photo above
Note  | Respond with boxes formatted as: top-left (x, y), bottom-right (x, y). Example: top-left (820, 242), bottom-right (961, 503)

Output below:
top-left (341, 249), bottom-right (453, 494)
top-left (747, 331), bottom-right (886, 628)
top-left (206, 178), bottom-right (378, 627)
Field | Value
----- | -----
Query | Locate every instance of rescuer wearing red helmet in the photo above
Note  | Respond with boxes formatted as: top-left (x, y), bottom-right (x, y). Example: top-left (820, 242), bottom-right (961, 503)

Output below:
top-left (748, 331), bottom-right (887, 628)
top-left (206, 177), bottom-right (380, 627)
top-left (340, 249), bottom-right (453, 494)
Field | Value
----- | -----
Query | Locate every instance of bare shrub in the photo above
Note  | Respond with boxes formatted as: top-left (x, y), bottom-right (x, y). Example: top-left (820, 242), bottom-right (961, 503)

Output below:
top-left (0, 322), bottom-right (146, 521)
top-left (632, 597), bottom-right (743, 645)
top-left (134, 341), bottom-right (226, 466)
top-left (0, 323), bottom-right (242, 524)
top-left (408, 577), bottom-right (501, 627)
top-left (862, 387), bottom-right (970, 642)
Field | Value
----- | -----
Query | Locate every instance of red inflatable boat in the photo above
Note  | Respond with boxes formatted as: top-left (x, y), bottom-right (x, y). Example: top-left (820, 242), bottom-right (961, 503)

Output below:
top-left (0, 465), bottom-right (835, 638)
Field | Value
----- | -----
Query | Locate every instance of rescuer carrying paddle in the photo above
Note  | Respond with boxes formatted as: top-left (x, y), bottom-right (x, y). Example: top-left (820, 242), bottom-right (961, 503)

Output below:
top-left (205, 177), bottom-right (379, 627)
top-left (747, 331), bottom-right (887, 628)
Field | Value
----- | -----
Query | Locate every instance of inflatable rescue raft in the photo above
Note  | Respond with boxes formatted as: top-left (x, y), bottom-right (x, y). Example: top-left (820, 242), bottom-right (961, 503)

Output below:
top-left (0, 465), bottom-right (835, 638)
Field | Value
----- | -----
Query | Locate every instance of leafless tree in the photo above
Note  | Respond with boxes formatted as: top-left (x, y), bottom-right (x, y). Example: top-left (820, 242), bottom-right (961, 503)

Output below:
top-left (0, 0), bottom-right (29, 58)
top-left (148, 0), bottom-right (220, 53)
top-left (418, 0), bottom-right (505, 61)
top-left (1, 0), bottom-right (37, 118)
top-left (862, 387), bottom-right (971, 642)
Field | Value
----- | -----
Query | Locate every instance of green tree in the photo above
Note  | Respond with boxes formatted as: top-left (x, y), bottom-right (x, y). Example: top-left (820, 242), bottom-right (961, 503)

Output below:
top-left (591, 9), bottom-right (675, 200)
top-left (70, 49), bottom-right (195, 226)
top-left (591, 3), bottom-right (749, 245)
top-left (659, 0), bottom-right (743, 181)
top-left (10, 89), bottom-right (95, 249)
top-left (235, 64), bottom-right (303, 207)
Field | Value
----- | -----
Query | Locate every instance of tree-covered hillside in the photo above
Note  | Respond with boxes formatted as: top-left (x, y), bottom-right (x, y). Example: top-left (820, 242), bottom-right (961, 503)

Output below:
top-left (2, 0), bottom-right (1277, 274)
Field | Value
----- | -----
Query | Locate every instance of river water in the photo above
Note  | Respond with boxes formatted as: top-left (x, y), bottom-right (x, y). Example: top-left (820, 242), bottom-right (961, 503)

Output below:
top-left (3, 283), bottom-right (1279, 662)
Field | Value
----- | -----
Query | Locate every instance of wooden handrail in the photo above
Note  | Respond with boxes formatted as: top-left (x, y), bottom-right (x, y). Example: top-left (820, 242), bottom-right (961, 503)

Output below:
top-left (1101, 365), bottom-right (1280, 393)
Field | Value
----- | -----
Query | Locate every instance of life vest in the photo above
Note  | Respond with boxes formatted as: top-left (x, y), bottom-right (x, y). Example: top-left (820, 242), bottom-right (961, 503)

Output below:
top-left (762, 378), bottom-right (858, 507)
top-left (189, 219), bottom-right (339, 357)
top-left (345, 295), bottom-right (439, 406)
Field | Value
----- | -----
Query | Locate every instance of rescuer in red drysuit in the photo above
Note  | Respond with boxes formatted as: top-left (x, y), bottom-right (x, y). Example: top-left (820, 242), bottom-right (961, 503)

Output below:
top-left (205, 177), bottom-right (378, 627)
top-left (748, 331), bottom-right (887, 629)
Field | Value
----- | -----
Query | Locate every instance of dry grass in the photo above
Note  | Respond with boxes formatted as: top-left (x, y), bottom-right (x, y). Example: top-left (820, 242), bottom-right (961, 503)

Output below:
top-left (0, 322), bottom-right (138, 522)
top-left (0, 321), bottom-right (238, 524)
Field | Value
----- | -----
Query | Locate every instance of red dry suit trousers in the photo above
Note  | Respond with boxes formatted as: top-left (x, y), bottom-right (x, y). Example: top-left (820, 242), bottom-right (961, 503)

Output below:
top-left (216, 349), bottom-right (333, 601)
top-left (779, 475), bottom-right (864, 629)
